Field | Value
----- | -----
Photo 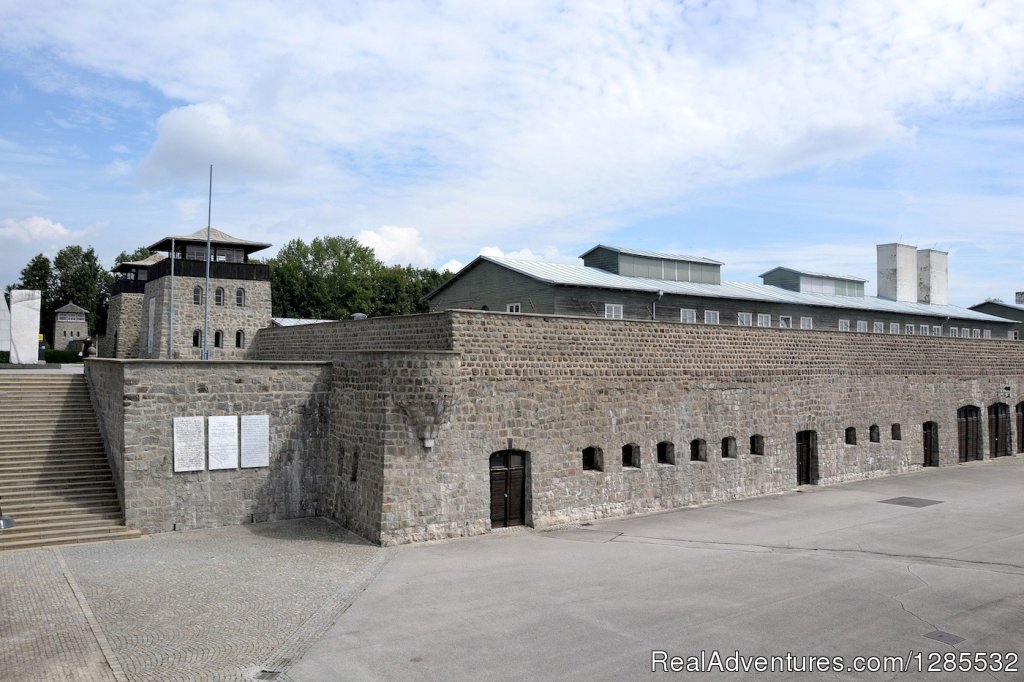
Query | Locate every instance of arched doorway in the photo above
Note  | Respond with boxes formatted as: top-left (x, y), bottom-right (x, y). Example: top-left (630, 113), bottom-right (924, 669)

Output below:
top-left (922, 421), bottom-right (939, 467)
top-left (988, 403), bottom-right (1011, 457)
top-left (796, 430), bottom-right (818, 485)
top-left (490, 450), bottom-right (527, 528)
top-left (957, 406), bottom-right (982, 462)
top-left (1016, 402), bottom-right (1024, 453)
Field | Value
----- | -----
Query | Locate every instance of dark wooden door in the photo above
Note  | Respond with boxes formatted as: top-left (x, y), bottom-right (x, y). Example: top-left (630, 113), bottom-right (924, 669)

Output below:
top-left (489, 450), bottom-right (526, 527)
top-left (1017, 403), bottom-right (1024, 453)
top-left (923, 421), bottom-right (939, 467)
top-left (796, 430), bottom-right (818, 485)
top-left (957, 406), bottom-right (981, 462)
top-left (989, 403), bottom-right (1010, 457)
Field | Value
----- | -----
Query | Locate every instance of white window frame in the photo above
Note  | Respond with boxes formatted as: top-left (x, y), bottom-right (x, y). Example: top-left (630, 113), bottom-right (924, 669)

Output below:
top-left (757, 313), bottom-right (771, 328)
top-left (905, 324), bottom-right (915, 335)
top-left (799, 316), bottom-right (812, 330)
top-left (932, 326), bottom-right (942, 337)
top-left (506, 303), bottom-right (522, 313)
top-left (856, 320), bottom-right (868, 332)
top-left (838, 319), bottom-right (850, 332)
top-left (680, 308), bottom-right (697, 324)
top-left (973, 328), bottom-right (981, 338)
top-left (778, 316), bottom-right (792, 329)
top-left (1010, 331), bottom-right (1019, 340)
top-left (919, 324), bottom-right (929, 336)
top-left (872, 321), bottom-right (884, 333)
top-left (889, 323), bottom-right (900, 334)
top-left (604, 304), bottom-right (623, 319)
top-left (737, 312), bottom-right (753, 327)
top-left (983, 329), bottom-right (991, 339)
top-left (949, 327), bottom-right (958, 338)
top-left (705, 310), bottom-right (719, 325)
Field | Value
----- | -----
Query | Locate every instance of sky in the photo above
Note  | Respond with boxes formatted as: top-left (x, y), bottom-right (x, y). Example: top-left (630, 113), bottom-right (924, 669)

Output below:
top-left (1, 1), bottom-right (1023, 307)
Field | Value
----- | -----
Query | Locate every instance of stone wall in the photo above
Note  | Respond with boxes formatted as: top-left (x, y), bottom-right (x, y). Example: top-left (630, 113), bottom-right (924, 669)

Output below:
top-left (139, 275), bottom-right (271, 360)
top-left (86, 359), bottom-right (332, 534)
top-left (53, 319), bottom-right (88, 350)
top-left (250, 313), bottom-right (455, 360)
top-left (103, 293), bottom-right (144, 358)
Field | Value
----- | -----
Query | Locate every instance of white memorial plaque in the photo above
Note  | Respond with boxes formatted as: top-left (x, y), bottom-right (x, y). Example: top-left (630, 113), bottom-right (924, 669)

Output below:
top-left (208, 416), bottom-right (239, 470)
top-left (9, 290), bottom-right (41, 364)
top-left (173, 416), bottom-right (205, 472)
top-left (240, 415), bottom-right (270, 468)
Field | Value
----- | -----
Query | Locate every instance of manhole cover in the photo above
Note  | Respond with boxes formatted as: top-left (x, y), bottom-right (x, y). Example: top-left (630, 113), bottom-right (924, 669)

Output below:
top-left (923, 630), bottom-right (965, 645)
top-left (879, 497), bottom-right (943, 508)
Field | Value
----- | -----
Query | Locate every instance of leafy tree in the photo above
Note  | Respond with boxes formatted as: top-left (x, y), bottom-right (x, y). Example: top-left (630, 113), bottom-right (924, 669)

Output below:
top-left (114, 247), bottom-right (155, 266)
top-left (269, 236), bottom-right (445, 319)
top-left (51, 246), bottom-right (113, 337)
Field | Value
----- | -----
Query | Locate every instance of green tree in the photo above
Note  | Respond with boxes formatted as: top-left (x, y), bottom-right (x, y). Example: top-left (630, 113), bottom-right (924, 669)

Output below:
top-left (114, 247), bottom-right (154, 266)
top-left (268, 236), bottom-right (445, 319)
top-left (52, 246), bottom-right (113, 336)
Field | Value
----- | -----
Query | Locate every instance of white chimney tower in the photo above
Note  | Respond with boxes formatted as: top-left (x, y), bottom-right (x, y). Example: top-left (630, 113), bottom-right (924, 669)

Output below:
top-left (876, 244), bottom-right (917, 302)
top-left (917, 249), bottom-right (948, 305)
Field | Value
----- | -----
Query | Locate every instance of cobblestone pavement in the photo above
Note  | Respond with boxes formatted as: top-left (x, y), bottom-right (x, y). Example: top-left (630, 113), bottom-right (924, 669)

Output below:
top-left (1, 518), bottom-right (391, 681)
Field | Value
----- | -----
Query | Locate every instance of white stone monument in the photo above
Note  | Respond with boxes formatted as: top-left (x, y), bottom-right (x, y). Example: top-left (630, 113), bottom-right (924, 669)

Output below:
top-left (9, 290), bottom-right (41, 364)
top-left (0, 293), bottom-right (10, 353)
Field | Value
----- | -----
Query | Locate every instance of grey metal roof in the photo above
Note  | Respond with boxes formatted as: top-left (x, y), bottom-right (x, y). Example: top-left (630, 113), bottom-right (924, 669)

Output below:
top-left (148, 227), bottom-right (272, 253)
top-left (759, 266), bottom-right (868, 283)
top-left (970, 300), bottom-right (1024, 314)
top-left (112, 254), bottom-right (166, 272)
top-left (579, 244), bottom-right (723, 265)
top-left (271, 317), bottom-right (334, 327)
top-left (477, 256), bottom-right (1008, 322)
top-left (56, 302), bottom-right (88, 314)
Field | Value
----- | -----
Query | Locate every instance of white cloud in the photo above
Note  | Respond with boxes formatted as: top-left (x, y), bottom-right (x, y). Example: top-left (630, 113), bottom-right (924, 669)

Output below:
top-left (0, 216), bottom-right (71, 243)
top-left (438, 259), bottom-right (463, 273)
top-left (356, 225), bottom-right (434, 267)
top-left (478, 246), bottom-right (581, 264)
top-left (138, 102), bottom-right (294, 184)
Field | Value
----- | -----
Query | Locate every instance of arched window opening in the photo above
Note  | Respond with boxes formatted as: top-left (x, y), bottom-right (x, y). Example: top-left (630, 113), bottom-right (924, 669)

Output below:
top-left (869, 425), bottom-right (880, 443)
top-left (235, 330), bottom-right (245, 348)
top-left (214, 330), bottom-right (223, 348)
top-left (690, 439), bottom-right (707, 462)
top-left (722, 436), bottom-right (737, 458)
top-left (236, 287), bottom-right (246, 306)
top-left (192, 330), bottom-right (201, 347)
top-left (621, 443), bottom-right (640, 469)
top-left (193, 286), bottom-right (202, 305)
top-left (657, 441), bottom-right (675, 464)
top-left (215, 287), bottom-right (224, 306)
top-left (582, 446), bottom-right (603, 472)
top-left (891, 424), bottom-right (902, 440)
top-left (749, 434), bottom-right (764, 456)
top-left (845, 427), bottom-right (857, 445)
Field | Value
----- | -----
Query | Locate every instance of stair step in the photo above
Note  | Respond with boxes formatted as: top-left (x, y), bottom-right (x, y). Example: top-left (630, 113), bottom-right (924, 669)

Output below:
top-left (0, 482), bottom-right (117, 498)
top-left (1, 501), bottom-right (121, 516)
top-left (0, 491), bottom-right (120, 507)
top-left (1, 514), bottom-right (125, 533)
top-left (0, 528), bottom-right (143, 551)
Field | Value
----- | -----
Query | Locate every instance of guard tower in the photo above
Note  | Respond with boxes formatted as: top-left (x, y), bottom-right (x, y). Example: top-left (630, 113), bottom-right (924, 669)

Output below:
top-left (53, 302), bottom-right (89, 350)
top-left (105, 228), bottom-right (272, 359)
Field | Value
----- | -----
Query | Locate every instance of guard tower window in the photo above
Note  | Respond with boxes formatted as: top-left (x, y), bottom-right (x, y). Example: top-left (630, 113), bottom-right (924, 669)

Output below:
top-left (193, 286), bottom-right (202, 305)
top-left (582, 446), bottom-right (603, 472)
top-left (215, 287), bottom-right (224, 306)
top-left (235, 330), bottom-right (245, 348)
top-left (869, 425), bottom-right (880, 442)
top-left (236, 288), bottom-right (246, 307)
top-left (845, 427), bottom-right (857, 445)
top-left (192, 330), bottom-right (201, 347)
top-left (621, 443), bottom-right (640, 469)
top-left (722, 437), bottom-right (737, 458)
top-left (214, 330), bottom-right (223, 348)
top-left (690, 439), bottom-right (707, 462)
top-left (891, 424), bottom-right (902, 440)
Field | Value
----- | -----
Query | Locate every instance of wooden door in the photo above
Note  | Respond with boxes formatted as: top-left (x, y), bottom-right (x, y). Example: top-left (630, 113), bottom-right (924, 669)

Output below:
top-left (489, 450), bottom-right (526, 527)
top-left (957, 406), bottom-right (981, 462)
top-left (988, 403), bottom-right (1010, 457)
top-left (922, 421), bottom-right (939, 467)
top-left (796, 430), bottom-right (818, 485)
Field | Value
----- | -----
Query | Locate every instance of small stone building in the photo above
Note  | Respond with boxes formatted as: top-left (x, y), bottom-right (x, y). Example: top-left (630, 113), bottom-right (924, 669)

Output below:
top-left (53, 302), bottom-right (89, 350)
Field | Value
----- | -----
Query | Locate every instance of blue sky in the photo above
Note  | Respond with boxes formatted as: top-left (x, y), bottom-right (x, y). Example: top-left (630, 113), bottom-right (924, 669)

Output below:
top-left (1, 1), bottom-right (1023, 307)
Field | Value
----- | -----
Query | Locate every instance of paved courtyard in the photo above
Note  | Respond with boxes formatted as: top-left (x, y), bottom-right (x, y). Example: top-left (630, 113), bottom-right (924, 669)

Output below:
top-left (3, 459), bottom-right (1024, 681)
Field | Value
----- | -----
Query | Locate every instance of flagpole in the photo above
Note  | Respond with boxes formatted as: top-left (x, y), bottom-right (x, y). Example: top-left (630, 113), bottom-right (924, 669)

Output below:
top-left (203, 165), bottom-right (212, 360)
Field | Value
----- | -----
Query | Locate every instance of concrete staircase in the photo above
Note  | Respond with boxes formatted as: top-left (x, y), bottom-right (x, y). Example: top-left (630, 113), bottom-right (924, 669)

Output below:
top-left (0, 372), bottom-right (141, 550)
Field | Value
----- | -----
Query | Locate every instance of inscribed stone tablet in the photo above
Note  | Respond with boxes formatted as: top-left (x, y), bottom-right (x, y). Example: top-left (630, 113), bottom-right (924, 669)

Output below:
top-left (173, 416), bottom-right (205, 472)
top-left (208, 416), bottom-right (239, 470)
top-left (240, 414), bottom-right (270, 468)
